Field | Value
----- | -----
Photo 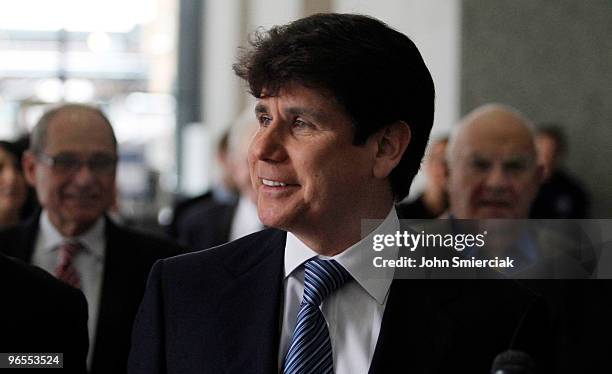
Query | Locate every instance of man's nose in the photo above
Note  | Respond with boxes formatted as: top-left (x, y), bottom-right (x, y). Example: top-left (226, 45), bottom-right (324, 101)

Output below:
top-left (484, 165), bottom-right (511, 189)
top-left (72, 163), bottom-right (97, 184)
top-left (1, 167), bottom-right (19, 185)
top-left (249, 124), bottom-right (287, 163)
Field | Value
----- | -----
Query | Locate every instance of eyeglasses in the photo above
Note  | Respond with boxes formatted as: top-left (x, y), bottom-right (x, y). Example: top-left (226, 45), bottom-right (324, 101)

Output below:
top-left (38, 153), bottom-right (117, 175)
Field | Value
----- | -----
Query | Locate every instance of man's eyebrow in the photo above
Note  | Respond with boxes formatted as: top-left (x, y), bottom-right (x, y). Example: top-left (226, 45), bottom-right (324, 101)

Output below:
top-left (503, 155), bottom-right (536, 165)
top-left (254, 103), bottom-right (328, 122)
top-left (254, 103), bottom-right (268, 114)
top-left (286, 106), bottom-right (327, 122)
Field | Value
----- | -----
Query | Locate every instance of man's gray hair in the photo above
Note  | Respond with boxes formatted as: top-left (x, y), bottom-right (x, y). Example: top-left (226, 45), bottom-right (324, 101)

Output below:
top-left (30, 103), bottom-right (117, 155)
top-left (446, 103), bottom-right (536, 164)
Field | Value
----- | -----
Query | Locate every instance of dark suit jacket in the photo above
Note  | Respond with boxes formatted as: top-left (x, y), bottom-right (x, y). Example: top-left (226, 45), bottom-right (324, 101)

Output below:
top-left (166, 191), bottom-right (215, 238)
top-left (0, 213), bottom-right (183, 374)
top-left (173, 198), bottom-right (237, 251)
top-left (129, 229), bottom-right (553, 374)
top-left (518, 279), bottom-right (612, 373)
top-left (530, 170), bottom-right (590, 219)
top-left (0, 253), bottom-right (89, 373)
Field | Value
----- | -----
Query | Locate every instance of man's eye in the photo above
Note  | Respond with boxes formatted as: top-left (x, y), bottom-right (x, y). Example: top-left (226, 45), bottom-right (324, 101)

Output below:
top-left (504, 161), bottom-right (527, 173)
top-left (293, 119), bottom-right (311, 129)
top-left (471, 159), bottom-right (490, 171)
top-left (258, 115), bottom-right (272, 126)
top-left (55, 156), bottom-right (80, 168)
top-left (90, 156), bottom-right (116, 169)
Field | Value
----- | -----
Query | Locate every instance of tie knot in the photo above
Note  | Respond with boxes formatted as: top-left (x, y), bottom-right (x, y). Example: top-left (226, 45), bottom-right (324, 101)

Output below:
top-left (303, 258), bottom-right (351, 306)
top-left (58, 241), bottom-right (83, 258)
top-left (55, 241), bottom-right (83, 289)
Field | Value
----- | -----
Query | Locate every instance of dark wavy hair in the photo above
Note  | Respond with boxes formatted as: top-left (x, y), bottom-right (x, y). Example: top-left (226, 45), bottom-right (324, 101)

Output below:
top-left (233, 13), bottom-right (435, 201)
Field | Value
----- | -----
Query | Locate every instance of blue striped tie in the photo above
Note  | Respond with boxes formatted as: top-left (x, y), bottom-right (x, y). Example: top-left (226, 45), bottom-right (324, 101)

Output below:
top-left (283, 258), bottom-right (351, 374)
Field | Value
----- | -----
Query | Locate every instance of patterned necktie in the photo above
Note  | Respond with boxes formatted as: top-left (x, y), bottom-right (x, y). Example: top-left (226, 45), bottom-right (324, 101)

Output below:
top-left (55, 241), bottom-right (82, 289)
top-left (283, 258), bottom-right (351, 374)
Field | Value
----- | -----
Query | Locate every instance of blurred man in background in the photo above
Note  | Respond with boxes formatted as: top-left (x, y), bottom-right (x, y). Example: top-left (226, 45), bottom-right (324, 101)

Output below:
top-left (443, 104), bottom-right (609, 373)
top-left (442, 104), bottom-right (592, 272)
top-left (172, 110), bottom-right (262, 250)
top-left (0, 137), bottom-right (38, 228)
top-left (396, 136), bottom-right (448, 219)
top-left (531, 124), bottom-right (590, 218)
top-left (165, 127), bottom-right (239, 239)
top-left (0, 103), bottom-right (182, 374)
top-left (446, 104), bottom-right (542, 220)
top-left (1, 251), bottom-right (88, 373)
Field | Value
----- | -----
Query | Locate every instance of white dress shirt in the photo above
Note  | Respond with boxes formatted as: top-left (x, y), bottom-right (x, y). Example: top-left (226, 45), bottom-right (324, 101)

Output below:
top-left (31, 211), bottom-right (105, 368)
top-left (229, 195), bottom-right (263, 241)
top-left (279, 208), bottom-right (400, 374)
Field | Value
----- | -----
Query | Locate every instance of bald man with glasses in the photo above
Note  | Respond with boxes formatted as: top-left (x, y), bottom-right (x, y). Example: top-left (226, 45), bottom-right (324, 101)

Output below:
top-left (0, 103), bottom-right (182, 374)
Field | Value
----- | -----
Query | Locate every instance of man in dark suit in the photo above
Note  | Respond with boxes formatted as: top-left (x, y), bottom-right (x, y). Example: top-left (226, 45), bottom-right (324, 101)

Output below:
top-left (171, 196), bottom-right (237, 249)
top-left (443, 105), bottom-right (609, 372)
top-left (0, 104), bottom-right (182, 374)
top-left (129, 13), bottom-right (551, 373)
top-left (0, 252), bottom-right (88, 373)
top-left (173, 112), bottom-right (262, 250)
top-left (165, 128), bottom-right (239, 244)
top-left (531, 125), bottom-right (590, 218)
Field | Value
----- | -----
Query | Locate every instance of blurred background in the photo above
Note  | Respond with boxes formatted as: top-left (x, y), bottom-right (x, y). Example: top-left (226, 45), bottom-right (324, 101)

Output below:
top-left (1, 0), bottom-right (610, 229)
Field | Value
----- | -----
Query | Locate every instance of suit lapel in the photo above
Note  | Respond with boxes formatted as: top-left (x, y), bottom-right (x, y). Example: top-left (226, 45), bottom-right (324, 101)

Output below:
top-left (216, 202), bottom-right (238, 244)
top-left (91, 219), bottom-right (130, 373)
top-left (14, 213), bottom-right (40, 262)
top-left (216, 229), bottom-right (286, 374)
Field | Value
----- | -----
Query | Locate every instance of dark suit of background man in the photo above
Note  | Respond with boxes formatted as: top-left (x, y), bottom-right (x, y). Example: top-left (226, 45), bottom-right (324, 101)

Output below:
top-left (129, 13), bottom-right (551, 373)
top-left (531, 124), bottom-right (590, 218)
top-left (173, 112), bottom-right (262, 250)
top-left (0, 252), bottom-right (88, 373)
top-left (0, 104), bottom-right (181, 374)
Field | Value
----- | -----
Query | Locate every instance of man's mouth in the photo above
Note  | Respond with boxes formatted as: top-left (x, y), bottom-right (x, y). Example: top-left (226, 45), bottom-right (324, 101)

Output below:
top-left (63, 192), bottom-right (99, 200)
top-left (262, 179), bottom-right (288, 187)
top-left (478, 200), bottom-right (512, 208)
top-left (0, 187), bottom-right (19, 197)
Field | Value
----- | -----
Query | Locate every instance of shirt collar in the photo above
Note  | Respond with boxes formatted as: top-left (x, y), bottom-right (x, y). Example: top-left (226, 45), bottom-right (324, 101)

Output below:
top-left (39, 210), bottom-right (106, 260)
top-left (284, 207), bottom-right (400, 305)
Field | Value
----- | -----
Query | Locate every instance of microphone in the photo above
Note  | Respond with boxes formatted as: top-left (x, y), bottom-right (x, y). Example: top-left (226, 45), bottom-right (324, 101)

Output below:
top-left (491, 350), bottom-right (536, 374)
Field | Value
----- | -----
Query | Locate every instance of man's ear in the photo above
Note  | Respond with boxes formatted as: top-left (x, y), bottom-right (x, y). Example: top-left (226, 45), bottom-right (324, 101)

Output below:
top-left (22, 151), bottom-right (38, 187)
top-left (372, 121), bottom-right (411, 179)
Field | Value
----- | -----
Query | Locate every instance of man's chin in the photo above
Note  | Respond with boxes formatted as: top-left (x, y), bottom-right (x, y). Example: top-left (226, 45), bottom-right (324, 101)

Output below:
top-left (474, 208), bottom-right (515, 219)
top-left (257, 205), bottom-right (299, 231)
top-left (258, 213), bottom-right (287, 231)
top-left (62, 209), bottom-right (104, 224)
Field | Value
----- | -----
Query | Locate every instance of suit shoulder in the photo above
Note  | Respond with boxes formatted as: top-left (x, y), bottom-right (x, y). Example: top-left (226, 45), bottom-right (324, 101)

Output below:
top-left (179, 199), bottom-right (236, 229)
top-left (107, 220), bottom-right (185, 256)
top-left (0, 254), bottom-right (86, 310)
top-left (0, 224), bottom-right (27, 256)
top-left (159, 228), bottom-right (285, 277)
top-left (0, 223), bottom-right (21, 238)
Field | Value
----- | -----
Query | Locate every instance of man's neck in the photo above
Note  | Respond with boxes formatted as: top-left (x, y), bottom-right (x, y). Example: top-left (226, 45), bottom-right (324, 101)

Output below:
top-left (0, 210), bottom-right (20, 227)
top-left (48, 213), bottom-right (99, 238)
top-left (292, 204), bottom-right (394, 256)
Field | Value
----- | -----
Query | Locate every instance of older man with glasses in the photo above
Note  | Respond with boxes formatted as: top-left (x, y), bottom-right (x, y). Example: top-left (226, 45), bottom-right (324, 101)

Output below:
top-left (0, 103), bottom-right (183, 374)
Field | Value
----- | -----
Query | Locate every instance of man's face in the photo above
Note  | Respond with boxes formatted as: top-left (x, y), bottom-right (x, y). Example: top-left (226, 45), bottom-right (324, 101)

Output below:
top-left (536, 134), bottom-right (558, 180)
top-left (248, 84), bottom-right (379, 237)
top-left (0, 148), bottom-right (28, 219)
top-left (447, 116), bottom-right (541, 219)
top-left (425, 140), bottom-right (448, 190)
top-left (24, 109), bottom-right (117, 236)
